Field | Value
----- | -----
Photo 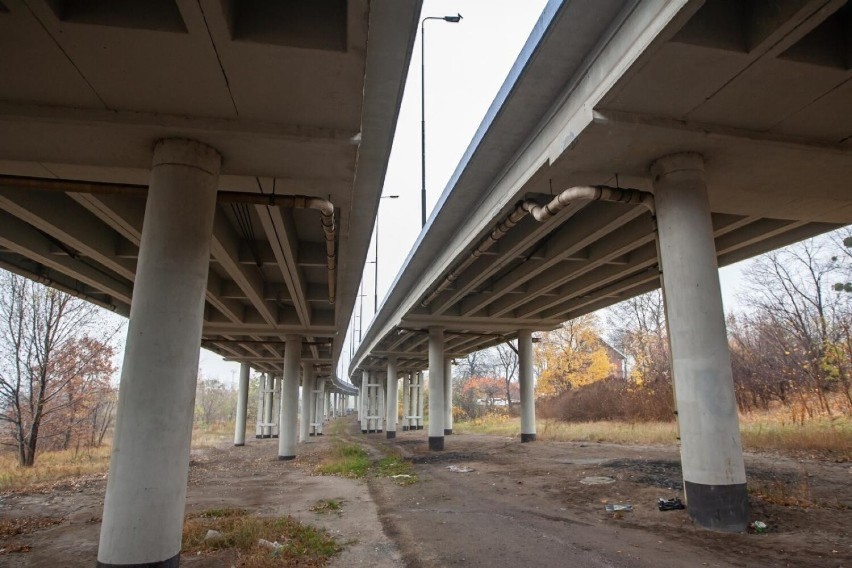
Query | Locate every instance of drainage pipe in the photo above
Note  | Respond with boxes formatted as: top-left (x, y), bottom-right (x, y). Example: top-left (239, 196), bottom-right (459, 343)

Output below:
top-left (421, 185), bottom-right (654, 307)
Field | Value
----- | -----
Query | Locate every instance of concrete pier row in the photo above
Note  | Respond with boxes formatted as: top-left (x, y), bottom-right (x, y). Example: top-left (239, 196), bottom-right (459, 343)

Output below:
top-left (354, 154), bottom-right (749, 533)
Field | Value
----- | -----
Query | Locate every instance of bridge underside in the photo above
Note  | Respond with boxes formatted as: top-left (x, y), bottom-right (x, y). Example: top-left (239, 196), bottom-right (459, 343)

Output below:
top-left (355, 0), bottom-right (852, 372)
top-left (0, 0), bottom-right (421, 387)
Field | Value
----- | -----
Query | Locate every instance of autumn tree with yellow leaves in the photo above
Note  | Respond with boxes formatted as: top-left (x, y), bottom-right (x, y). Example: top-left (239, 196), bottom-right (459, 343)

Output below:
top-left (535, 315), bottom-right (613, 397)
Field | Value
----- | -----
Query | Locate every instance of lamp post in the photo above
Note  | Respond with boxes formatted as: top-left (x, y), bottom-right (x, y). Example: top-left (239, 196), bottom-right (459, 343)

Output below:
top-left (421, 13), bottom-right (463, 228)
top-left (374, 195), bottom-right (399, 314)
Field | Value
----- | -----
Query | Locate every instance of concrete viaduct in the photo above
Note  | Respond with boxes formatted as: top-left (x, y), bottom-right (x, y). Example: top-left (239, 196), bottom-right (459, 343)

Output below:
top-left (0, 0), bottom-right (849, 565)
top-left (349, 0), bottom-right (852, 538)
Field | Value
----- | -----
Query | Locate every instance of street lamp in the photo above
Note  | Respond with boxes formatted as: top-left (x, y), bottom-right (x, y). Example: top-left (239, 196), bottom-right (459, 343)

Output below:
top-left (421, 13), bottom-right (463, 228)
top-left (374, 195), bottom-right (399, 314)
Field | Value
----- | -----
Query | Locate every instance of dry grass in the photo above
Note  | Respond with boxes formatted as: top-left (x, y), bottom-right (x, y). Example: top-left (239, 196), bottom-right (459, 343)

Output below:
top-left (0, 445), bottom-right (111, 492)
top-left (455, 415), bottom-right (678, 445)
top-left (192, 421), bottom-right (233, 449)
top-left (183, 508), bottom-right (341, 567)
top-left (739, 414), bottom-right (851, 461)
top-left (0, 421), bottom-right (238, 492)
top-left (456, 412), bottom-right (852, 460)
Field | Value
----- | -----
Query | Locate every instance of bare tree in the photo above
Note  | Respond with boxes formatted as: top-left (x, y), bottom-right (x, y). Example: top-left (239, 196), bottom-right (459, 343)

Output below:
top-left (742, 236), bottom-right (851, 414)
top-left (0, 272), bottom-right (118, 466)
top-left (494, 341), bottom-right (519, 405)
top-left (606, 291), bottom-right (670, 386)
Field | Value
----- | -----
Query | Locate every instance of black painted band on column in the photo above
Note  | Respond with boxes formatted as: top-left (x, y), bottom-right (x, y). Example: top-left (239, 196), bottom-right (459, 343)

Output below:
top-left (428, 436), bottom-right (444, 451)
top-left (97, 552), bottom-right (180, 568)
top-left (684, 480), bottom-right (748, 532)
top-left (361, 429), bottom-right (367, 434)
top-left (402, 426), bottom-right (409, 431)
top-left (234, 443), bottom-right (245, 447)
top-left (521, 433), bottom-right (536, 443)
top-left (444, 429), bottom-right (453, 435)
top-left (278, 455), bottom-right (296, 461)
top-left (386, 431), bottom-right (396, 439)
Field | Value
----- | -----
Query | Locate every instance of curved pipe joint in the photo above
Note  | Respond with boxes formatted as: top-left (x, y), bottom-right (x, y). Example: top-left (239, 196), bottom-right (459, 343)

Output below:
top-left (421, 185), bottom-right (654, 307)
top-left (219, 193), bottom-right (337, 305)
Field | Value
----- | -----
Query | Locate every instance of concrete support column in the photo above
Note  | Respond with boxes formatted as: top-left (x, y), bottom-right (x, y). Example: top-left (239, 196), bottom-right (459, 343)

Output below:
top-left (386, 358), bottom-right (399, 438)
top-left (255, 373), bottom-right (265, 438)
top-left (652, 152), bottom-right (747, 532)
top-left (234, 363), bottom-right (250, 446)
top-left (317, 379), bottom-right (326, 435)
top-left (299, 364), bottom-right (315, 443)
top-left (311, 383), bottom-right (322, 435)
top-left (278, 335), bottom-right (302, 460)
top-left (263, 374), bottom-right (274, 438)
top-left (377, 374), bottom-right (385, 432)
top-left (271, 376), bottom-right (281, 438)
top-left (401, 372), bottom-right (411, 431)
top-left (518, 329), bottom-right (536, 442)
top-left (98, 139), bottom-right (220, 567)
top-left (443, 357), bottom-right (453, 435)
top-left (428, 328), bottom-right (445, 450)
top-left (416, 371), bottom-right (425, 429)
top-left (360, 372), bottom-right (368, 433)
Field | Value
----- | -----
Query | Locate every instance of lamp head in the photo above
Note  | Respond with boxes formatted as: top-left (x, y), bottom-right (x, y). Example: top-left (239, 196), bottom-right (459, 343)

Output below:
top-left (444, 13), bottom-right (462, 23)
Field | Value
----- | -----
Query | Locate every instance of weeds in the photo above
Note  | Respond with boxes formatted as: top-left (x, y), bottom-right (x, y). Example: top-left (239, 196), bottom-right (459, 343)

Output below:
top-left (376, 456), bottom-right (418, 485)
top-left (0, 516), bottom-right (64, 538)
top-left (310, 499), bottom-right (343, 515)
top-left (748, 477), bottom-right (816, 508)
top-left (183, 507), bottom-right (341, 566)
top-left (314, 443), bottom-right (370, 478)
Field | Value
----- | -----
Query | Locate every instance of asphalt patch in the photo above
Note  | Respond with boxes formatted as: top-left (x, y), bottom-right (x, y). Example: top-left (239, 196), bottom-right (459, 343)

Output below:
top-left (411, 451), bottom-right (485, 464)
top-left (601, 458), bottom-right (684, 490)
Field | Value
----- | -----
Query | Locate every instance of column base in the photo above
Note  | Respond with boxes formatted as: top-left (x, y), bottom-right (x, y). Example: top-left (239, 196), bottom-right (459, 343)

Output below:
top-left (428, 436), bottom-right (444, 451)
top-left (262, 435), bottom-right (271, 439)
top-left (309, 433), bottom-right (316, 437)
top-left (278, 455), bottom-right (296, 461)
top-left (417, 425), bottom-right (424, 430)
top-left (684, 480), bottom-right (748, 532)
top-left (255, 434), bottom-right (262, 439)
top-left (521, 433), bottom-right (536, 443)
top-left (361, 429), bottom-right (367, 434)
top-left (317, 433), bottom-right (324, 436)
top-left (98, 553), bottom-right (180, 568)
top-left (234, 443), bottom-right (245, 447)
top-left (386, 431), bottom-right (396, 439)
top-left (402, 426), bottom-right (409, 431)
top-left (444, 429), bottom-right (453, 435)
top-left (272, 435), bottom-right (279, 439)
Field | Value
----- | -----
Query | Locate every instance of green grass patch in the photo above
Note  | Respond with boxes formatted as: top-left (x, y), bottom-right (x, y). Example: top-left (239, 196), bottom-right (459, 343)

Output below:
top-left (376, 456), bottom-right (417, 485)
top-left (183, 508), bottom-right (341, 566)
top-left (314, 442), bottom-right (370, 478)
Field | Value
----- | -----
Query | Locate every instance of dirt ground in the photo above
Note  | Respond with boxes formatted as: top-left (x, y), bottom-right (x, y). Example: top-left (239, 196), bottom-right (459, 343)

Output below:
top-left (1, 417), bottom-right (849, 567)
